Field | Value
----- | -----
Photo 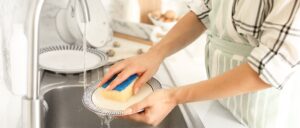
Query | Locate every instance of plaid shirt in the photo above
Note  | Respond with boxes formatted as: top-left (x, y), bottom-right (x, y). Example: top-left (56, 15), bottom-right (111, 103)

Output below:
top-left (187, 0), bottom-right (300, 89)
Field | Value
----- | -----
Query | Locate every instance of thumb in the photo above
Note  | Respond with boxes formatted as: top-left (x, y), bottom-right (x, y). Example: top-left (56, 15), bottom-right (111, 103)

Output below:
top-left (124, 100), bottom-right (149, 115)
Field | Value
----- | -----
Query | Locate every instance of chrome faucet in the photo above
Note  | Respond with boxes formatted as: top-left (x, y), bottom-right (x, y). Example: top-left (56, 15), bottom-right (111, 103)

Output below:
top-left (22, 0), bottom-right (91, 128)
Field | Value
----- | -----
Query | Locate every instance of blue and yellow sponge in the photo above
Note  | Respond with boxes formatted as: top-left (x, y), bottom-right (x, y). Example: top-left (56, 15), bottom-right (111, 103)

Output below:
top-left (100, 74), bottom-right (138, 102)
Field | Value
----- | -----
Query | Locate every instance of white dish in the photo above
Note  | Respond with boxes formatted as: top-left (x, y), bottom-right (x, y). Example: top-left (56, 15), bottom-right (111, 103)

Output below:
top-left (82, 78), bottom-right (162, 116)
top-left (39, 45), bottom-right (107, 73)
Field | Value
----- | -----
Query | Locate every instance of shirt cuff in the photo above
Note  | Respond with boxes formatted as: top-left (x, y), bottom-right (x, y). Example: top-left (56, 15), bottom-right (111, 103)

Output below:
top-left (247, 44), bottom-right (296, 89)
top-left (186, 0), bottom-right (210, 28)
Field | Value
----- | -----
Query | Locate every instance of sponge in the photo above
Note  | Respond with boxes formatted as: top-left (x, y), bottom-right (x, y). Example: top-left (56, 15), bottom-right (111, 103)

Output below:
top-left (100, 74), bottom-right (138, 102)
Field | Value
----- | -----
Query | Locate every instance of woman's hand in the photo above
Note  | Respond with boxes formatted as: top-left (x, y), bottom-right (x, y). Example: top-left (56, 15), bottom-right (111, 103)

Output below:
top-left (122, 89), bottom-right (177, 126)
top-left (98, 50), bottom-right (164, 94)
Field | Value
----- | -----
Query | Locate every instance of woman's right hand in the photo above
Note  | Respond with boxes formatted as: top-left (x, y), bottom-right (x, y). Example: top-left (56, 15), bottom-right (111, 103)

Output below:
top-left (98, 50), bottom-right (164, 94)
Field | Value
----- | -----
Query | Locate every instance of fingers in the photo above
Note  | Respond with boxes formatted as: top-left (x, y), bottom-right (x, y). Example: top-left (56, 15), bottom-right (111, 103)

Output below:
top-left (97, 62), bottom-right (126, 87)
top-left (133, 71), bottom-right (152, 94)
top-left (122, 113), bottom-right (148, 123)
top-left (125, 99), bottom-right (149, 115)
top-left (104, 68), bottom-right (137, 90)
top-left (123, 109), bottom-right (158, 126)
top-left (122, 101), bottom-right (149, 122)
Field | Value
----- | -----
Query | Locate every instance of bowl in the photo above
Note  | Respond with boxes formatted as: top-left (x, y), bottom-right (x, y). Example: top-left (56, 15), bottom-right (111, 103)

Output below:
top-left (148, 13), bottom-right (177, 31)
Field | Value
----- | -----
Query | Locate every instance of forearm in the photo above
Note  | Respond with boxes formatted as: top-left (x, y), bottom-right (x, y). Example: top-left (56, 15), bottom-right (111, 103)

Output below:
top-left (149, 11), bottom-right (206, 59)
top-left (170, 63), bottom-right (271, 104)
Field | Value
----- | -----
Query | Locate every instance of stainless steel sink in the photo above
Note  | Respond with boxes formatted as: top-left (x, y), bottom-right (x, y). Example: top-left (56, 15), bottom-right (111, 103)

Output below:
top-left (41, 85), bottom-right (189, 128)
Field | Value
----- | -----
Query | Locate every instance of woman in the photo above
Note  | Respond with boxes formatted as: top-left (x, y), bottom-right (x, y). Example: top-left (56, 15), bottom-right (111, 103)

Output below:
top-left (99, 0), bottom-right (300, 127)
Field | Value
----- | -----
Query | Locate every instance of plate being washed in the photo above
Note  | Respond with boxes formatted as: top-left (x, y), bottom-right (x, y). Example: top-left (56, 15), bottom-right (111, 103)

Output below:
top-left (39, 45), bottom-right (108, 73)
top-left (82, 78), bottom-right (162, 116)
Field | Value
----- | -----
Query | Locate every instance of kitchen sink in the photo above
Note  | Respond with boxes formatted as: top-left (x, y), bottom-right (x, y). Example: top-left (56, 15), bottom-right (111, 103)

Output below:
top-left (41, 85), bottom-right (189, 128)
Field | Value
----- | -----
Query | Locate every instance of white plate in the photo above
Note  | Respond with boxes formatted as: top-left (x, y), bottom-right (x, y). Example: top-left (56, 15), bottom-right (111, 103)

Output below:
top-left (82, 78), bottom-right (162, 116)
top-left (39, 45), bottom-right (107, 73)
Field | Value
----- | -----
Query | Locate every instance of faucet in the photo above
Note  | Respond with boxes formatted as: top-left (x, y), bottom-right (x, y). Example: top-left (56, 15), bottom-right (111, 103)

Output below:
top-left (22, 0), bottom-right (90, 128)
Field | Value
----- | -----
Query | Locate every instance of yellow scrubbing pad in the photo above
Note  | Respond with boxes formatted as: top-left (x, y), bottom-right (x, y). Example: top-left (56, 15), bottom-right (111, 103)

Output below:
top-left (100, 74), bottom-right (138, 102)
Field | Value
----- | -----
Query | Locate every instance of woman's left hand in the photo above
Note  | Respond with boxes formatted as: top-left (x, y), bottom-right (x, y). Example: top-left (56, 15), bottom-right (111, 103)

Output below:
top-left (121, 89), bottom-right (177, 126)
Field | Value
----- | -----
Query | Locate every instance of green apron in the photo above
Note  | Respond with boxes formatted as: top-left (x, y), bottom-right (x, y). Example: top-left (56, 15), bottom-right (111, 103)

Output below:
top-left (205, 33), bottom-right (280, 128)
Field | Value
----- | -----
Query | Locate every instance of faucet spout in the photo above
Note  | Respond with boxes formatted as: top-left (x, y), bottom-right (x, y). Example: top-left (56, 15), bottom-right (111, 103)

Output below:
top-left (26, 0), bottom-right (44, 100)
top-left (23, 0), bottom-right (44, 128)
top-left (22, 0), bottom-right (107, 127)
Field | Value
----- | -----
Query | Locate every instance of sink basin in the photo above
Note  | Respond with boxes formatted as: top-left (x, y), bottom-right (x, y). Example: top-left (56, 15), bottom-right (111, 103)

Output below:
top-left (41, 85), bottom-right (189, 128)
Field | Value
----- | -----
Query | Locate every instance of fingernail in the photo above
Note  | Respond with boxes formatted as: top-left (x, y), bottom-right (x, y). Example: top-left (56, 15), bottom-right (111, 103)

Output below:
top-left (125, 108), bottom-right (132, 115)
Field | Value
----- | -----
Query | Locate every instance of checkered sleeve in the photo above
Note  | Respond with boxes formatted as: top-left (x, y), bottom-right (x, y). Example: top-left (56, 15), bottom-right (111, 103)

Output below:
top-left (247, 0), bottom-right (300, 89)
top-left (186, 0), bottom-right (211, 27)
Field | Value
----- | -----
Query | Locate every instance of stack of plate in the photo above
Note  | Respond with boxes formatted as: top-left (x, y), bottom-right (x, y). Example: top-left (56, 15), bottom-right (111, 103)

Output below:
top-left (55, 0), bottom-right (113, 47)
